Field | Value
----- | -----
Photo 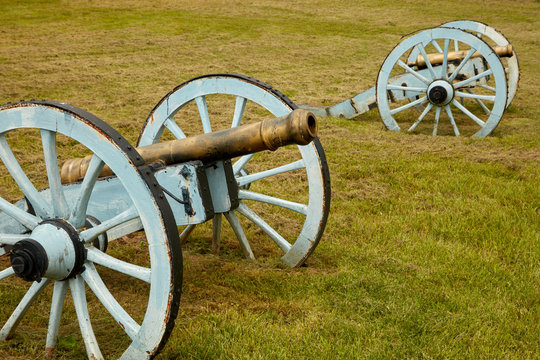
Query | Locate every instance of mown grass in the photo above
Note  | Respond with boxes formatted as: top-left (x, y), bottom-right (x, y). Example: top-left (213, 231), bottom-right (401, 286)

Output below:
top-left (0, 0), bottom-right (539, 359)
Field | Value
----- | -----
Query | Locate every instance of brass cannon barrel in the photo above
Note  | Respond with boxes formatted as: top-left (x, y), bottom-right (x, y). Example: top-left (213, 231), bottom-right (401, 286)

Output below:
top-left (408, 44), bottom-right (514, 68)
top-left (61, 109), bottom-right (317, 183)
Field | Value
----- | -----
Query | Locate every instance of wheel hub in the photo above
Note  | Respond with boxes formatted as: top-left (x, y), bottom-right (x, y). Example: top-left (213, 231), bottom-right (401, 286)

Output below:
top-left (10, 239), bottom-right (48, 282)
top-left (427, 80), bottom-right (454, 106)
top-left (9, 219), bottom-right (86, 282)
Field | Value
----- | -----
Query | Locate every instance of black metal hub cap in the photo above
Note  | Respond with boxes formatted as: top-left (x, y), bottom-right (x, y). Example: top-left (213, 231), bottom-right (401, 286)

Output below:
top-left (10, 239), bottom-right (48, 282)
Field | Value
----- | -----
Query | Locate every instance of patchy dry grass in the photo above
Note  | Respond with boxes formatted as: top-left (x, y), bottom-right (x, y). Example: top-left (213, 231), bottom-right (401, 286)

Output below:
top-left (0, 0), bottom-right (539, 359)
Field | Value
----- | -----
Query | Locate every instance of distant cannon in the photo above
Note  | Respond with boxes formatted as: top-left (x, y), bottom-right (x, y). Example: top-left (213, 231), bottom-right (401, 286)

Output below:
top-left (299, 20), bottom-right (519, 137)
top-left (194, 21), bottom-right (517, 137)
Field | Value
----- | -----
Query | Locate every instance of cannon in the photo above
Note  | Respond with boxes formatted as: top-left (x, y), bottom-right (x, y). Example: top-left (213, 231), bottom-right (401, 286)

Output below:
top-left (178, 21), bottom-right (518, 137)
top-left (301, 20), bottom-right (519, 137)
top-left (0, 100), bottom-right (329, 359)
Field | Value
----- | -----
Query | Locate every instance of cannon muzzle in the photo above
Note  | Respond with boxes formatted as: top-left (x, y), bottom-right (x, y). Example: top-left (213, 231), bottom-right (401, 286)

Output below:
top-left (61, 109), bottom-right (317, 183)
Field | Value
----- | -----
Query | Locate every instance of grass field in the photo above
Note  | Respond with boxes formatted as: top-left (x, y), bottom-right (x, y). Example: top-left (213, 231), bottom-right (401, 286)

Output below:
top-left (0, 0), bottom-right (539, 359)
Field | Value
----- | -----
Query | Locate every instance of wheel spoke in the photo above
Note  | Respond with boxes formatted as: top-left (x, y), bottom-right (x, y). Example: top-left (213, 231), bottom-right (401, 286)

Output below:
top-left (239, 189), bottom-right (308, 215)
top-left (433, 106), bottom-right (442, 136)
top-left (386, 85), bottom-right (426, 93)
top-left (448, 47), bottom-right (477, 81)
top-left (236, 202), bottom-right (292, 253)
top-left (41, 130), bottom-right (68, 218)
top-left (164, 118), bottom-right (186, 139)
top-left (441, 39), bottom-right (450, 79)
top-left (231, 96), bottom-right (247, 128)
top-left (212, 214), bottom-right (222, 254)
top-left (0, 267), bottom-right (15, 281)
top-left (454, 69), bottom-right (493, 89)
top-left (179, 224), bottom-right (196, 245)
top-left (0, 279), bottom-right (50, 339)
top-left (418, 45), bottom-right (437, 79)
top-left (104, 218), bottom-right (143, 242)
top-left (445, 105), bottom-right (460, 136)
top-left (461, 89), bottom-right (492, 115)
top-left (0, 233), bottom-right (30, 246)
top-left (431, 39), bottom-right (443, 53)
top-left (70, 276), bottom-right (103, 359)
top-left (223, 211), bottom-right (254, 260)
top-left (69, 155), bottom-right (105, 228)
top-left (478, 84), bottom-right (496, 92)
top-left (0, 196), bottom-right (40, 230)
top-left (45, 281), bottom-right (68, 357)
top-left (397, 60), bottom-right (429, 84)
top-left (0, 134), bottom-right (50, 218)
top-left (408, 103), bottom-right (434, 132)
top-left (232, 154), bottom-right (254, 176)
top-left (82, 263), bottom-right (140, 340)
top-left (452, 99), bottom-right (486, 127)
top-left (454, 39), bottom-right (459, 52)
top-left (236, 159), bottom-right (305, 187)
top-left (195, 96), bottom-right (212, 133)
top-left (80, 207), bottom-right (139, 244)
top-left (86, 247), bottom-right (151, 283)
top-left (389, 96), bottom-right (428, 115)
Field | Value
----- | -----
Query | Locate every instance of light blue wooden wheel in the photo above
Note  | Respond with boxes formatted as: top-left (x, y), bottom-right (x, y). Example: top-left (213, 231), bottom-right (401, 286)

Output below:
top-left (406, 21), bottom-right (519, 109)
top-left (0, 101), bottom-right (181, 359)
top-left (440, 20), bottom-right (519, 107)
top-left (138, 74), bottom-right (331, 268)
top-left (377, 28), bottom-right (507, 137)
